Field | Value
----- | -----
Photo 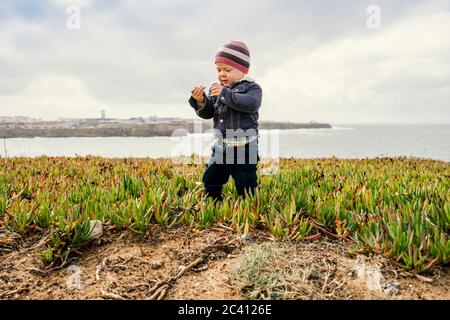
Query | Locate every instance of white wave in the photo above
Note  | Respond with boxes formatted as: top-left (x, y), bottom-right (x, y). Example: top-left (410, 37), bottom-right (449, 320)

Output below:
top-left (258, 129), bottom-right (327, 135)
top-left (186, 132), bottom-right (215, 138)
top-left (331, 126), bottom-right (354, 130)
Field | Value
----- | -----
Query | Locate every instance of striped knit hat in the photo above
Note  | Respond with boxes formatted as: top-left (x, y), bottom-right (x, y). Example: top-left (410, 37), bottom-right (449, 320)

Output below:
top-left (215, 40), bottom-right (250, 74)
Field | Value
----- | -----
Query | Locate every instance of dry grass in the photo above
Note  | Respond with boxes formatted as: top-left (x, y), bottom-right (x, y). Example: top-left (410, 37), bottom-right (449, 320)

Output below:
top-left (228, 238), bottom-right (434, 300)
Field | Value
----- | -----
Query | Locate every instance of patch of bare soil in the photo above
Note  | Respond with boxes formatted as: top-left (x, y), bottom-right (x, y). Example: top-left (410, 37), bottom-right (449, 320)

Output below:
top-left (0, 226), bottom-right (449, 300)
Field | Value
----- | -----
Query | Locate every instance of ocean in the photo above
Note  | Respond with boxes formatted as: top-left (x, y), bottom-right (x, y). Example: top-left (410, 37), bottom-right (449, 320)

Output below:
top-left (2, 124), bottom-right (449, 162)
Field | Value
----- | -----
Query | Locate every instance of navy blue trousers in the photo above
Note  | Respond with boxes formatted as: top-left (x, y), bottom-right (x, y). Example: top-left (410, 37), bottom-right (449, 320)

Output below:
top-left (203, 143), bottom-right (259, 201)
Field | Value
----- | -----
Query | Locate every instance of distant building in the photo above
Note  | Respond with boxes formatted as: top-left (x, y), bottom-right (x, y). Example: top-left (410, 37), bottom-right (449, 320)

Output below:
top-left (0, 116), bottom-right (42, 123)
top-left (57, 117), bottom-right (82, 122)
top-left (101, 110), bottom-right (106, 120)
top-left (129, 117), bottom-right (145, 123)
top-left (147, 115), bottom-right (157, 123)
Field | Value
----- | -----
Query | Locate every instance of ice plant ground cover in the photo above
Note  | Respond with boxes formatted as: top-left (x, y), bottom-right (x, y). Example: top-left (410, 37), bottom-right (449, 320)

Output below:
top-left (0, 156), bottom-right (448, 272)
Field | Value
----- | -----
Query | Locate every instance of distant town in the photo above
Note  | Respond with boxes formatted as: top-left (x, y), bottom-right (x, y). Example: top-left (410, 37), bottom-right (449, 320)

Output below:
top-left (0, 113), bottom-right (332, 138)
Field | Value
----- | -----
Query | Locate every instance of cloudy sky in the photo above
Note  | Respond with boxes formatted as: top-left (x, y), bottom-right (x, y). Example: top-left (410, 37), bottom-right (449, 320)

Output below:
top-left (1, 0), bottom-right (449, 124)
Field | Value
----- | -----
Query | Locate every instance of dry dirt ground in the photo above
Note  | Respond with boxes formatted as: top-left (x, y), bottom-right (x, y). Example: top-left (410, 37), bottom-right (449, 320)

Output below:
top-left (0, 225), bottom-right (449, 300)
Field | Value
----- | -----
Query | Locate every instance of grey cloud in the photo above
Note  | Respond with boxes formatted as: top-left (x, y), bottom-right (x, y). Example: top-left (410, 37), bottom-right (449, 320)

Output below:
top-left (0, 0), bottom-right (449, 123)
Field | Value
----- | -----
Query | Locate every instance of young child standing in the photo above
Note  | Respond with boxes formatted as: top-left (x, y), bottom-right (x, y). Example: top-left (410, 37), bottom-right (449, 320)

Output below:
top-left (189, 40), bottom-right (262, 201)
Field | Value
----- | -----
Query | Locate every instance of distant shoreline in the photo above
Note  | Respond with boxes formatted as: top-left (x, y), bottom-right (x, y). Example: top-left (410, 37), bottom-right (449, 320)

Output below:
top-left (0, 120), bottom-right (332, 138)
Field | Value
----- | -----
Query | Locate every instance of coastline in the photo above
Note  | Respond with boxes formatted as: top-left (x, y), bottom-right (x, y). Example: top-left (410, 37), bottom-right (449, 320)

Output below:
top-left (0, 120), bottom-right (332, 138)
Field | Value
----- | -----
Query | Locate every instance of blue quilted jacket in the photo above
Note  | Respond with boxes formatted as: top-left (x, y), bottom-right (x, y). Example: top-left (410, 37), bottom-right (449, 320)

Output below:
top-left (188, 76), bottom-right (262, 139)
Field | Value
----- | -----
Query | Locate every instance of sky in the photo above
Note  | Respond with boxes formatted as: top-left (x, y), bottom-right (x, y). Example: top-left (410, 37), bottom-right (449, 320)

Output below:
top-left (1, 0), bottom-right (449, 124)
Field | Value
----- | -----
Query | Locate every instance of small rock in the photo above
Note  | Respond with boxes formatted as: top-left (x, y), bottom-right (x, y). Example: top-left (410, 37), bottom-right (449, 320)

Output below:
top-left (89, 220), bottom-right (103, 240)
top-left (382, 281), bottom-right (400, 295)
top-left (193, 263), bottom-right (209, 272)
top-left (150, 261), bottom-right (163, 270)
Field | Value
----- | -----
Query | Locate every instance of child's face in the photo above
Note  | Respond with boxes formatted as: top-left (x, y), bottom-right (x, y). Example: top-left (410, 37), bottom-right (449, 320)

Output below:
top-left (215, 63), bottom-right (244, 88)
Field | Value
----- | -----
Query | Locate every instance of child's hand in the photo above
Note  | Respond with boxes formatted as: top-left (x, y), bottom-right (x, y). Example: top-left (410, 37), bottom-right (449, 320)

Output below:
top-left (210, 83), bottom-right (223, 97)
top-left (191, 86), bottom-right (205, 104)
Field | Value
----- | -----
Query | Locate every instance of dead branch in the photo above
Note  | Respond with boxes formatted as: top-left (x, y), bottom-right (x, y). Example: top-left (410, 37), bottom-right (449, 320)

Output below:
top-left (145, 257), bottom-right (204, 300)
top-left (100, 289), bottom-right (126, 300)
